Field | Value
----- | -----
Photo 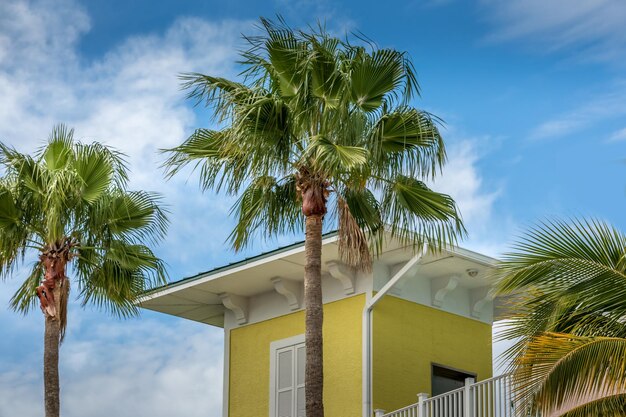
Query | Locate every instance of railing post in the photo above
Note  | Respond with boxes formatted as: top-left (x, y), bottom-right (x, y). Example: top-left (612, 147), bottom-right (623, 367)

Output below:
top-left (374, 409), bottom-right (386, 417)
top-left (417, 392), bottom-right (429, 417)
top-left (464, 377), bottom-right (475, 417)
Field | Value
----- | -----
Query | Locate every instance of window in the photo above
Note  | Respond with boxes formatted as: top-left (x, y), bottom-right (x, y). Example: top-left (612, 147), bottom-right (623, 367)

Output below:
top-left (431, 364), bottom-right (475, 396)
top-left (270, 335), bottom-right (305, 417)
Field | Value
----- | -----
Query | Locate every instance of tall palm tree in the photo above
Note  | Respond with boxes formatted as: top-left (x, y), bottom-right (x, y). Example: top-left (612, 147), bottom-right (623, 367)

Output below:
top-left (496, 219), bottom-right (626, 417)
top-left (164, 18), bottom-right (464, 417)
top-left (0, 125), bottom-right (168, 417)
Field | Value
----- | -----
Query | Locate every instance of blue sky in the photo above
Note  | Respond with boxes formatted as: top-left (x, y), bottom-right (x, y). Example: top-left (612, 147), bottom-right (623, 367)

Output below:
top-left (1, 0), bottom-right (625, 415)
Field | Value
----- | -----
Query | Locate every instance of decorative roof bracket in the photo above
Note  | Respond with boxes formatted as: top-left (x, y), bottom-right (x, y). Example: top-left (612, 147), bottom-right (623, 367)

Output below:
top-left (431, 275), bottom-right (459, 307)
top-left (271, 277), bottom-right (302, 311)
top-left (470, 287), bottom-right (494, 319)
top-left (219, 292), bottom-right (249, 325)
top-left (326, 261), bottom-right (356, 295)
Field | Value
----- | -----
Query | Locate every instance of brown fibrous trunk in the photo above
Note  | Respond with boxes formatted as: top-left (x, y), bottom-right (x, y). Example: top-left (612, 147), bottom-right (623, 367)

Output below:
top-left (297, 172), bottom-right (328, 417)
top-left (44, 303), bottom-right (62, 417)
top-left (304, 213), bottom-right (325, 417)
top-left (37, 241), bottom-right (72, 417)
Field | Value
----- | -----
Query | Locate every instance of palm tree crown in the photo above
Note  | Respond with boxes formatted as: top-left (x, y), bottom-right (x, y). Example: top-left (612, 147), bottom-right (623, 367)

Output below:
top-left (164, 18), bottom-right (465, 417)
top-left (0, 125), bottom-right (168, 331)
top-left (164, 18), bottom-right (465, 265)
top-left (496, 219), bottom-right (626, 417)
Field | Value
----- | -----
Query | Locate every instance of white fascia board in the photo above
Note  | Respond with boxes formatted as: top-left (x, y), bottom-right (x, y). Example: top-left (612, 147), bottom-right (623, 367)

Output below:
top-left (444, 245), bottom-right (499, 268)
top-left (140, 235), bottom-right (339, 303)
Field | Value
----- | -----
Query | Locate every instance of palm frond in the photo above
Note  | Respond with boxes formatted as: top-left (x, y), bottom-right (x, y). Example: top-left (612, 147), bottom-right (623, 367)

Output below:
top-left (510, 332), bottom-right (626, 417)
top-left (77, 242), bottom-right (166, 318)
top-left (39, 124), bottom-right (74, 171)
top-left (263, 19), bottom-right (308, 98)
top-left (306, 136), bottom-right (369, 173)
top-left (350, 48), bottom-right (415, 111)
top-left (92, 191), bottom-right (168, 245)
top-left (309, 36), bottom-right (343, 108)
top-left (558, 394), bottom-right (626, 417)
top-left (495, 218), bottom-right (626, 417)
top-left (167, 17), bottom-right (463, 266)
top-left (9, 262), bottom-right (43, 313)
top-left (497, 219), bottom-right (626, 328)
top-left (370, 108), bottom-right (446, 179)
top-left (0, 126), bottom-right (169, 321)
top-left (228, 175), bottom-right (302, 251)
top-left (162, 128), bottom-right (252, 194)
top-left (381, 175), bottom-right (465, 251)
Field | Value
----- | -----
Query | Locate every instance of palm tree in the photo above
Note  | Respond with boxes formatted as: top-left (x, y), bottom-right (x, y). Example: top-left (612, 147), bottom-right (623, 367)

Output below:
top-left (0, 125), bottom-right (168, 417)
top-left (164, 18), bottom-right (464, 417)
top-left (496, 219), bottom-right (626, 417)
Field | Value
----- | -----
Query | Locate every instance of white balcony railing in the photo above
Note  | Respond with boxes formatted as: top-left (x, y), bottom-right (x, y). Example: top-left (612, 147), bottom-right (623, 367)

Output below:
top-left (379, 374), bottom-right (525, 417)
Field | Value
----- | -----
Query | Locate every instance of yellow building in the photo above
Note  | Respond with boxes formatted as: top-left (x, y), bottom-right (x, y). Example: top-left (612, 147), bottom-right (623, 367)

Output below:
top-left (141, 233), bottom-right (497, 417)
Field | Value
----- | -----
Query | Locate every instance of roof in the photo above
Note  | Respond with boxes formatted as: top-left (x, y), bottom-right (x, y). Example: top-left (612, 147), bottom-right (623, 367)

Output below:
top-left (139, 233), bottom-right (500, 328)
top-left (144, 231), bottom-right (338, 297)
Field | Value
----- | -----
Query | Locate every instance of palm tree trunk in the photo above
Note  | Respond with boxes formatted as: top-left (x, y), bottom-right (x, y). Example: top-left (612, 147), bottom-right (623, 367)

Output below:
top-left (43, 279), bottom-right (63, 417)
top-left (43, 309), bottom-right (61, 417)
top-left (304, 213), bottom-right (324, 417)
top-left (39, 249), bottom-right (68, 417)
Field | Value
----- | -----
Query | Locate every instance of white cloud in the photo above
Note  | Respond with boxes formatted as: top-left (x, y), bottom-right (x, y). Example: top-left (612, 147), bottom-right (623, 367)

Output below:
top-left (432, 140), bottom-right (498, 230)
top-left (0, 0), bottom-right (253, 272)
top-left (608, 127), bottom-right (626, 142)
top-left (481, 0), bottom-right (626, 61)
top-left (428, 138), bottom-right (505, 257)
top-left (0, 0), bottom-right (248, 416)
top-left (529, 85), bottom-right (626, 140)
top-left (59, 318), bottom-right (223, 417)
top-left (0, 306), bottom-right (224, 417)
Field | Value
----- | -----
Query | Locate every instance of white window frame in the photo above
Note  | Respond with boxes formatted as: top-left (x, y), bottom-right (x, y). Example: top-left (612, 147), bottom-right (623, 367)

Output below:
top-left (269, 334), bottom-right (305, 417)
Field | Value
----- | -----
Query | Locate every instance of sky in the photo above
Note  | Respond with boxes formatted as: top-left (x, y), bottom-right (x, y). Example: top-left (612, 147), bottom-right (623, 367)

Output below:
top-left (0, 0), bottom-right (625, 415)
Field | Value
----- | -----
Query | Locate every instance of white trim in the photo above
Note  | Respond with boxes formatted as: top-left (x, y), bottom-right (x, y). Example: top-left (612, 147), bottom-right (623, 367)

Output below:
top-left (269, 334), bottom-right (306, 417)
top-left (235, 277), bottom-right (368, 328)
top-left (140, 236), bottom-right (497, 306)
top-left (141, 236), bottom-right (339, 302)
top-left (362, 245), bottom-right (428, 417)
top-left (222, 327), bottom-right (231, 417)
top-left (445, 245), bottom-right (497, 268)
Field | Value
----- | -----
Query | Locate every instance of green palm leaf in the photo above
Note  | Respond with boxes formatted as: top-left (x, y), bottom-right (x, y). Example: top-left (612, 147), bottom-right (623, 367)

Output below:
top-left (0, 123), bottom-right (169, 318)
top-left (350, 48), bottom-right (418, 111)
top-left (39, 124), bottom-right (74, 171)
top-left (0, 188), bottom-right (21, 230)
top-left (307, 136), bottom-right (369, 172)
top-left (371, 108), bottom-right (445, 179)
top-left (381, 175), bottom-right (465, 250)
top-left (511, 333), bottom-right (626, 417)
top-left (228, 175), bottom-right (301, 251)
top-left (496, 218), bottom-right (626, 417)
top-left (73, 143), bottom-right (118, 203)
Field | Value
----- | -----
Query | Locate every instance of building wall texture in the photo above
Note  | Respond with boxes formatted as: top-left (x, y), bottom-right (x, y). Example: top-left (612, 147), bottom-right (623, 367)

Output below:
top-left (228, 294), bottom-right (365, 417)
top-left (372, 296), bottom-right (493, 413)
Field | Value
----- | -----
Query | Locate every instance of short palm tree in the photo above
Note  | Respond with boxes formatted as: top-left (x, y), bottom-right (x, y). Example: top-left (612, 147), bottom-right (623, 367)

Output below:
top-left (164, 18), bottom-right (464, 416)
top-left (496, 219), bottom-right (626, 417)
top-left (0, 125), bottom-right (168, 417)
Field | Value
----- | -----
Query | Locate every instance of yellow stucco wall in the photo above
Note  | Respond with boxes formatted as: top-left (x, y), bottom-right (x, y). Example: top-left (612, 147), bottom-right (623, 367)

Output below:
top-left (228, 294), bottom-right (364, 417)
top-left (372, 296), bottom-right (493, 413)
